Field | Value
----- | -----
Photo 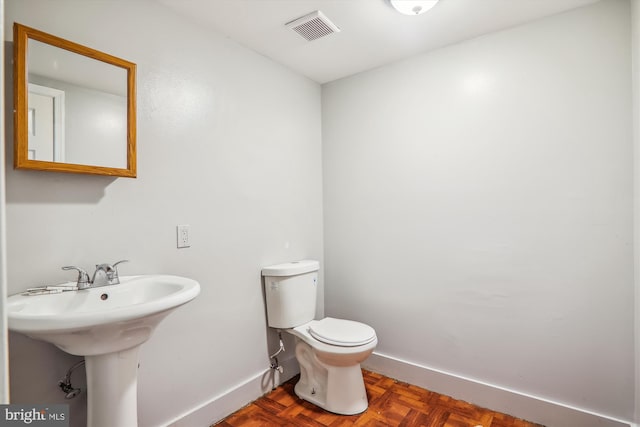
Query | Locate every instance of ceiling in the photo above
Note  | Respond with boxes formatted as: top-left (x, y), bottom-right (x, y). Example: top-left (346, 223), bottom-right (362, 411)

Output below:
top-left (157, 0), bottom-right (601, 84)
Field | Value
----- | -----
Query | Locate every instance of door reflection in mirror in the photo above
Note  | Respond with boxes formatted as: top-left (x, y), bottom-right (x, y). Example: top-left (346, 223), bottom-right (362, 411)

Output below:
top-left (27, 83), bottom-right (65, 162)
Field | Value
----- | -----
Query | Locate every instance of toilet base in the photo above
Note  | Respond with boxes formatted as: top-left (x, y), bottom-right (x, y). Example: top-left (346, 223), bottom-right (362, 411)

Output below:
top-left (294, 340), bottom-right (369, 415)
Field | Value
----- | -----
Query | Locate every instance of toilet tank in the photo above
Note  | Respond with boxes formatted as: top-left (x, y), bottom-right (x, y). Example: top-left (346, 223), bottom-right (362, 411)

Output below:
top-left (261, 260), bottom-right (319, 329)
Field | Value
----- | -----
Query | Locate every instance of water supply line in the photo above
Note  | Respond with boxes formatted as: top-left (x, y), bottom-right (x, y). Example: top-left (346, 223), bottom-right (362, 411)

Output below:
top-left (269, 331), bottom-right (285, 382)
top-left (269, 331), bottom-right (285, 360)
top-left (58, 359), bottom-right (85, 399)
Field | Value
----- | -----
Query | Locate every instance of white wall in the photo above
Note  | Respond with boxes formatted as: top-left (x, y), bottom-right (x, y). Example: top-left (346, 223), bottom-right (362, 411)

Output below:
top-left (4, 1), bottom-right (322, 426)
top-left (323, 0), bottom-right (634, 424)
top-left (61, 83), bottom-right (127, 168)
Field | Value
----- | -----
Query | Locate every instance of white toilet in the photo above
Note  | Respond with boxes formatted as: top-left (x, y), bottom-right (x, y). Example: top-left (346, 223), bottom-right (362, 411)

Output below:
top-left (262, 260), bottom-right (377, 415)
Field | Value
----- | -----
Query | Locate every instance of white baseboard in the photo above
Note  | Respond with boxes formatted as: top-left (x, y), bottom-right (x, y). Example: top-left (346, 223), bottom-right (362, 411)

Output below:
top-left (164, 356), bottom-right (299, 427)
top-left (363, 352), bottom-right (632, 427)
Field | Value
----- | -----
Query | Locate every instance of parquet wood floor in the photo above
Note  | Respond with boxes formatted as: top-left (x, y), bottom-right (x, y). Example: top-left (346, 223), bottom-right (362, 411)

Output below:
top-left (214, 370), bottom-right (544, 427)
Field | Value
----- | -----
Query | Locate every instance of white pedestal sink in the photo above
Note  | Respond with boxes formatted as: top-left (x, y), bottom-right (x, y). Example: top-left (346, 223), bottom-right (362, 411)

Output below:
top-left (7, 275), bottom-right (200, 427)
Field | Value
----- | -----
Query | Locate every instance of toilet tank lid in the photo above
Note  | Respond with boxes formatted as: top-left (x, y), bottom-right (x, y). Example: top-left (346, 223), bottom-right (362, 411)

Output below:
top-left (261, 260), bottom-right (319, 277)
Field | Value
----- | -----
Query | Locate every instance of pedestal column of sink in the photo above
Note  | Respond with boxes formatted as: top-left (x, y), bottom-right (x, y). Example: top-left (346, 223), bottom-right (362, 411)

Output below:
top-left (85, 346), bottom-right (140, 427)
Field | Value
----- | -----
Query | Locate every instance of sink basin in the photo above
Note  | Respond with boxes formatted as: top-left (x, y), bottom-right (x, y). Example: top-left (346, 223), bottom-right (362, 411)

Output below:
top-left (7, 274), bottom-right (200, 427)
top-left (8, 275), bottom-right (200, 355)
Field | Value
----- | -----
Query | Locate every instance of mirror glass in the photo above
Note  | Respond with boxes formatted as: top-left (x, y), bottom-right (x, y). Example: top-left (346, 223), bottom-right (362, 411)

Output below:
top-left (14, 23), bottom-right (136, 177)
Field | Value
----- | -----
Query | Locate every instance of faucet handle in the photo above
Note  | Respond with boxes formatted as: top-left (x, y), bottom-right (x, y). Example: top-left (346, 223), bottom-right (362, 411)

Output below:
top-left (62, 266), bottom-right (90, 289)
top-left (112, 260), bottom-right (129, 270)
top-left (108, 260), bottom-right (129, 285)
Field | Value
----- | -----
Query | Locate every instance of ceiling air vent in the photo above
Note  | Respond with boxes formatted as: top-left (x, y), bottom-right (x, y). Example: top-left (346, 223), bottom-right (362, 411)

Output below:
top-left (286, 11), bottom-right (340, 42)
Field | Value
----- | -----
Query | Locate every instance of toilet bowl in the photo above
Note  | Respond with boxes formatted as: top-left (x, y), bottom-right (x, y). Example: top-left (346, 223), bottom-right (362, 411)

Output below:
top-left (261, 260), bottom-right (377, 415)
top-left (287, 318), bottom-right (377, 415)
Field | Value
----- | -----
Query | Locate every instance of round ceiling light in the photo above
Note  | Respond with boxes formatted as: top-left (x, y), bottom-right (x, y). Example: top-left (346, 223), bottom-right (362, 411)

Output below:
top-left (389, 0), bottom-right (439, 15)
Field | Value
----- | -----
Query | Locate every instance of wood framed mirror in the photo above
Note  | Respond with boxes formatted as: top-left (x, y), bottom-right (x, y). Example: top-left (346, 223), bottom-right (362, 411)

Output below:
top-left (13, 23), bottom-right (137, 177)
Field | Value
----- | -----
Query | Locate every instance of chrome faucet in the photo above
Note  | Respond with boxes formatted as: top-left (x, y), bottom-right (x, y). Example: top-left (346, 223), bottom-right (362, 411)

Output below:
top-left (62, 260), bottom-right (129, 290)
top-left (61, 266), bottom-right (90, 290)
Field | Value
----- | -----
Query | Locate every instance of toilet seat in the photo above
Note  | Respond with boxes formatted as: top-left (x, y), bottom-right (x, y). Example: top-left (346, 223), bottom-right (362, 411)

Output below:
top-left (308, 317), bottom-right (376, 347)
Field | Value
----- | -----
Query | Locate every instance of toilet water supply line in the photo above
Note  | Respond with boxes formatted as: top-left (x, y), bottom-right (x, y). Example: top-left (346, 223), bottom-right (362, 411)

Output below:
top-left (58, 359), bottom-right (85, 399)
top-left (269, 331), bottom-right (285, 376)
